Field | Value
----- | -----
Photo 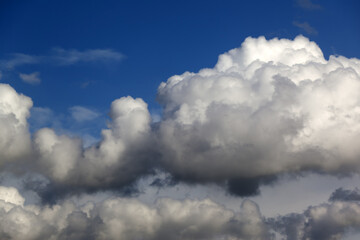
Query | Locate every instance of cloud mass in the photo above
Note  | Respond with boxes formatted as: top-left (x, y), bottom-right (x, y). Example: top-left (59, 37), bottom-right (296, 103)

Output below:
top-left (0, 35), bottom-right (360, 239)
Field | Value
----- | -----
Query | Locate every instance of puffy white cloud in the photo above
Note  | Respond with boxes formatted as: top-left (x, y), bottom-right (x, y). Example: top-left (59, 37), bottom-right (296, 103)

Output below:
top-left (31, 96), bottom-right (153, 194)
top-left (157, 35), bottom-right (360, 194)
top-left (0, 84), bottom-right (32, 163)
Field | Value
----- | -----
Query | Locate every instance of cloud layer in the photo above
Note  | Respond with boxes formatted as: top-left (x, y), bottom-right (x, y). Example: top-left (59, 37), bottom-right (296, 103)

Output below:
top-left (0, 186), bottom-right (270, 240)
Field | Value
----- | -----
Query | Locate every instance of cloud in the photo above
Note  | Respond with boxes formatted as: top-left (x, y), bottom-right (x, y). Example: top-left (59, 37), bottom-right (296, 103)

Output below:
top-left (69, 106), bottom-right (99, 122)
top-left (19, 72), bottom-right (41, 85)
top-left (51, 48), bottom-right (125, 65)
top-left (0, 84), bottom-right (32, 164)
top-left (156, 35), bottom-right (360, 195)
top-left (0, 186), bottom-right (271, 240)
top-left (1, 36), bottom-right (360, 199)
top-left (293, 21), bottom-right (318, 35)
top-left (270, 192), bottom-right (360, 240)
top-left (296, 0), bottom-right (322, 10)
top-left (0, 53), bottom-right (39, 69)
top-left (329, 188), bottom-right (360, 202)
top-left (0, 49), bottom-right (124, 71)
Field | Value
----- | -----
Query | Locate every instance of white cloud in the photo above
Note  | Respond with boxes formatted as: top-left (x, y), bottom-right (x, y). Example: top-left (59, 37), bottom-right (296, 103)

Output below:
top-left (19, 72), bottom-right (41, 85)
top-left (157, 35), bottom-right (360, 195)
top-left (69, 106), bottom-right (99, 122)
top-left (1, 35), bottom-right (360, 201)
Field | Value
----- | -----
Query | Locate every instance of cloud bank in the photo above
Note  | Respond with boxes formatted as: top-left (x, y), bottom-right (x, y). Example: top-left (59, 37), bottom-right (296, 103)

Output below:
top-left (0, 186), bottom-right (270, 240)
top-left (1, 35), bottom-right (360, 198)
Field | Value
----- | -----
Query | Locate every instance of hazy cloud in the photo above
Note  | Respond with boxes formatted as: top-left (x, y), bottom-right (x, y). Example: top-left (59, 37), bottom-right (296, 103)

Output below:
top-left (51, 48), bottom-right (125, 65)
top-left (19, 72), bottom-right (41, 85)
top-left (69, 106), bottom-right (100, 122)
top-left (296, 0), bottom-right (322, 10)
top-left (293, 21), bottom-right (318, 35)
top-left (0, 48), bottom-right (124, 71)
top-left (0, 53), bottom-right (39, 69)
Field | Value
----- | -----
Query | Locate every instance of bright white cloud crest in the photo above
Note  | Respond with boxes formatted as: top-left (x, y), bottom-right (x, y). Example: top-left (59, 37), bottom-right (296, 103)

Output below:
top-left (158, 35), bottom-right (360, 184)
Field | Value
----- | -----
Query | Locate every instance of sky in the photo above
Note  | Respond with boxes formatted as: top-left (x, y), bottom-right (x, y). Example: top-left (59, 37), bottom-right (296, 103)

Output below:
top-left (0, 0), bottom-right (360, 239)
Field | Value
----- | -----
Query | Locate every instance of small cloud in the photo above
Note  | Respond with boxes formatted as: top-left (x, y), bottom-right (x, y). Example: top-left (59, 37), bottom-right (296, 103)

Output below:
top-left (329, 188), bottom-right (360, 202)
top-left (51, 48), bottom-right (125, 65)
top-left (296, 0), bottom-right (322, 10)
top-left (69, 106), bottom-right (100, 122)
top-left (293, 21), bottom-right (318, 35)
top-left (81, 80), bottom-right (96, 89)
top-left (19, 72), bottom-right (41, 85)
top-left (0, 53), bottom-right (39, 69)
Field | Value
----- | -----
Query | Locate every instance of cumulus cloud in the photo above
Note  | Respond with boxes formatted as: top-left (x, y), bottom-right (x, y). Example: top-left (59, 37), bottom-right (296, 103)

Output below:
top-left (0, 186), bottom-right (270, 240)
top-left (157, 35), bottom-right (360, 195)
top-left (270, 190), bottom-right (360, 240)
top-left (0, 84), bottom-right (32, 164)
top-left (19, 72), bottom-right (41, 85)
top-left (2, 35), bottom-right (360, 199)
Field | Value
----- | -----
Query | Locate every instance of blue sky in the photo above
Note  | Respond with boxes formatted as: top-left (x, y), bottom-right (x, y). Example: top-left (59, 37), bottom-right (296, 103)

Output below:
top-left (1, 0), bottom-right (359, 118)
top-left (1, 1), bottom-right (360, 239)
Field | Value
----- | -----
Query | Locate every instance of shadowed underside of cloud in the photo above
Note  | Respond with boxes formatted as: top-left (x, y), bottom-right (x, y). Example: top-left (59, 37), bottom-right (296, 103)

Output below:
top-left (270, 188), bottom-right (360, 240)
top-left (1, 185), bottom-right (360, 239)
top-left (0, 186), bottom-right (270, 240)
top-left (0, 35), bottom-right (360, 199)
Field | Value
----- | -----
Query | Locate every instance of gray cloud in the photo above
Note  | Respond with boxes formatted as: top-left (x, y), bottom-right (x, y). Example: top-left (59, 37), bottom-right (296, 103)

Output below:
top-left (293, 21), bottom-right (318, 35)
top-left (270, 200), bottom-right (360, 240)
top-left (19, 72), bottom-right (41, 85)
top-left (0, 186), bottom-right (271, 240)
top-left (329, 188), bottom-right (360, 202)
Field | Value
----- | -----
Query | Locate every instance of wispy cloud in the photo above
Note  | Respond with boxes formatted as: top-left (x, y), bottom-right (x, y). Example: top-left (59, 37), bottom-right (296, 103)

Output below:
top-left (0, 53), bottom-right (39, 69)
top-left (296, 0), bottom-right (322, 10)
top-left (19, 71), bottom-right (41, 85)
top-left (0, 48), bottom-right (125, 70)
top-left (69, 106), bottom-right (100, 122)
top-left (293, 21), bottom-right (318, 35)
top-left (51, 48), bottom-right (125, 65)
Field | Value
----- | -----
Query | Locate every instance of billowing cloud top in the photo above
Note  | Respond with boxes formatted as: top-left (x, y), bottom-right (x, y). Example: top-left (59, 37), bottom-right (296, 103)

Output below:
top-left (157, 35), bottom-right (360, 193)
